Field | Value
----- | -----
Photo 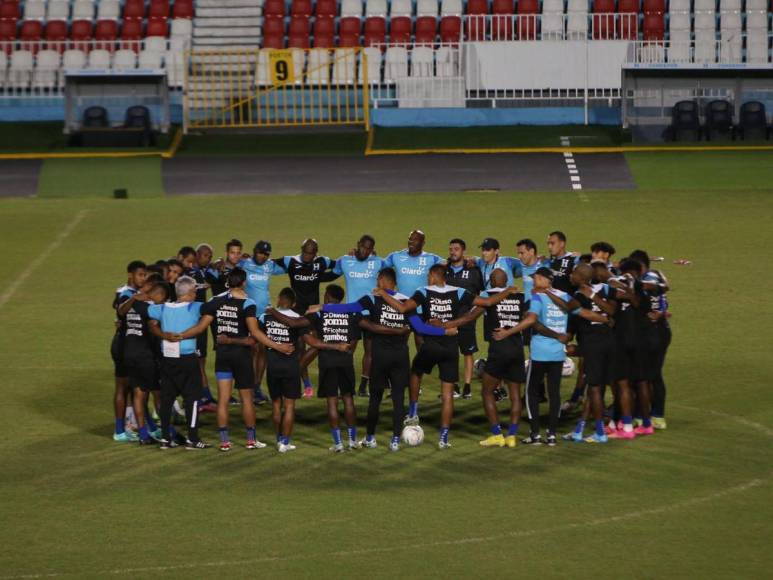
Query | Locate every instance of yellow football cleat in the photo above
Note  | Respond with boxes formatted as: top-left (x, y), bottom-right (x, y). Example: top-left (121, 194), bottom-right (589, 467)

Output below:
top-left (652, 417), bottom-right (667, 430)
top-left (505, 435), bottom-right (517, 448)
top-left (479, 434), bottom-right (506, 447)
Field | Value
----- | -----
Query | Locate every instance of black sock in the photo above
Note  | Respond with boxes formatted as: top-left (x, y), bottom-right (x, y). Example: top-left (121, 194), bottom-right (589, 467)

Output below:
top-left (359, 377), bottom-right (369, 391)
top-left (463, 383), bottom-right (471, 392)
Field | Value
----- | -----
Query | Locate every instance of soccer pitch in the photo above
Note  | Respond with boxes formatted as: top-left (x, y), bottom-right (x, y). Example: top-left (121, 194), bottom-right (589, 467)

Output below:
top-left (0, 156), bottom-right (772, 578)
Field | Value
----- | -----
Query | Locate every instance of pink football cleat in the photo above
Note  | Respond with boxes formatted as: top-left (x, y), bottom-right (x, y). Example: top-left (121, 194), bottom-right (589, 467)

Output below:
top-left (634, 425), bottom-right (655, 436)
top-left (608, 429), bottom-right (636, 440)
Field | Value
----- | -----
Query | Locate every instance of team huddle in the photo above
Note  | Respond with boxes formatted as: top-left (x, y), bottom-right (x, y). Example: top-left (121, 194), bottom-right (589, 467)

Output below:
top-left (110, 230), bottom-right (672, 452)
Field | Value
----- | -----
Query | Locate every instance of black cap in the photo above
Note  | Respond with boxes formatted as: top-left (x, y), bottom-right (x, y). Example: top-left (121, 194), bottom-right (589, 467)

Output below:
top-left (479, 238), bottom-right (500, 250)
top-left (254, 240), bottom-right (272, 254)
top-left (534, 267), bottom-right (554, 281)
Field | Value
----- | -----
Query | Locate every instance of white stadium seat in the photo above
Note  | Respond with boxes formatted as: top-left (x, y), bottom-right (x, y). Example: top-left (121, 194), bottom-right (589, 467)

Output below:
top-left (9, 50), bottom-right (34, 88)
top-left (0, 51), bottom-right (7, 88)
top-left (668, 30), bottom-right (691, 63)
top-left (745, 11), bottom-right (769, 30)
top-left (366, 0), bottom-right (388, 18)
top-left (171, 19), bottom-right (193, 39)
top-left (440, 0), bottom-right (463, 17)
top-left (359, 46), bottom-right (382, 83)
top-left (341, 0), bottom-right (363, 18)
top-left (745, 0), bottom-right (767, 10)
top-left (144, 37), bottom-right (167, 53)
top-left (33, 49), bottom-right (61, 89)
top-left (307, 48), bottom-right (330, 85)
top-left (694, 35), bottom-right (716, 63)
top-left (410, 46), bottom-right (433, 77)
top-left (24, 0), bottom-right (46, 20)
top-left (435, 46), bottom-right (457, 77)
top-left (719, 36), bottom-right (741, 62)
top-left (72, 0), bottom-right (95, 21)
top-left (391, 0), bottom-right (413, 18)
top-left (668, 0), bottom-right (690, 12)
top-left (669, 11), bottom-right (691, 32)
top-left (113, 49), bottom-right (137, 71)
top-left (719, 10), bottom-right (741, 32)
top-left (542, 11), bottom-right (565, 40)
top-left (138, 50), bottom-right (163, 70)
top-left (746, 33), bottom-right (769, 64)
top-left (567, 12), bottom-right (588, 39)
top-left (385, 46), bottom-right (408, 82)
top-left (417, 0), bottom-right (439, 17)
top-left (98, 0), bottom-right (122, 20)
top-left (332, 48), bottom-right (357, 84)
top-left (46, 0), bottom-right (70, 21)
top-left (62, 49), bottom-right (87, 70)
top-left (567, 0), bottom-right (588, 13)
top-left (719, 0), bottom-right (741, 10)
top-left (88, 49), bottom-right (112, 70)
top-left (543, 0), bottom-right (564, 12)
top-left (693, 0), bottom-right (716, 11)
top-left (165, 50), bottom-right (184, 87)
top-left (693, 11), bottom-right (716, 32)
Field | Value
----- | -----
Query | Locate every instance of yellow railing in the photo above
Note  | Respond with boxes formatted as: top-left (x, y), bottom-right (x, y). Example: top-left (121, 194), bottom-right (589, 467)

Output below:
top-left (184, 47), bottom-right (370, 131)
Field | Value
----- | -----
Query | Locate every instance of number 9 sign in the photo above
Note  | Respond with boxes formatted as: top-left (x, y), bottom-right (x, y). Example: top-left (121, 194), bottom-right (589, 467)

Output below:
top-left (269, 50), bottom-right (295, 85)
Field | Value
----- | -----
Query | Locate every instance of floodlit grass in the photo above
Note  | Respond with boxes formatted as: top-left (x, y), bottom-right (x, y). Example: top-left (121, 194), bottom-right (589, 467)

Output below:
top-left (0, 182), bottom-right (771, 578)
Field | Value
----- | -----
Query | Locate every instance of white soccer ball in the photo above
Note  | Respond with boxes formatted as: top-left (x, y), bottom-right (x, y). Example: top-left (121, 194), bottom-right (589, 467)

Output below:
top-left (473, 358), bottom-right (486, 379)
top-left (401, 425), bottom-right (425, 447)
top-left (562, 357), bottom-right (576, 377)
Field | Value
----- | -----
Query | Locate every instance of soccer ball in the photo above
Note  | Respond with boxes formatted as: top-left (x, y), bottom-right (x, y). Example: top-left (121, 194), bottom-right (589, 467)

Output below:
top-left (562, 358), bottom-right (576, 377)
top-left (473, 358), bottom-right (486, 379)
top-left (401, 425), bottom-right (425, 447)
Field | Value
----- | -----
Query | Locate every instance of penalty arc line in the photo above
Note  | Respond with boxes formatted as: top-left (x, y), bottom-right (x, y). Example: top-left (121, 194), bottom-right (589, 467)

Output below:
top-left (0, 210), bottom-right (88, 311)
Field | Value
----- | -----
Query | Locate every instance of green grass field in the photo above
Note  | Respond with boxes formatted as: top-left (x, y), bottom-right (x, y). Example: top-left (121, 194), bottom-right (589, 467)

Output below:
top-left (0, 149), bottom-right (772, 579)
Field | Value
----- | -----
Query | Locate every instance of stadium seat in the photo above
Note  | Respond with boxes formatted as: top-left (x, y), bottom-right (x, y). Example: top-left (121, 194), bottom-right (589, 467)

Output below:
top-left (263, 0), bottom-right (286, 18)
top-left (33, 47), bottom-right (60, 88)
top-left (314, 33), bottom-right (334, 47)
top-left (9, 48), bottom-right (33, 87)
top-left (113, 48), bottom-right (137, 70)
top-left (435, 45), bottom-right (456, 76)
top-left (332, 47), bottom-right (357, 83)
top-left (693, 0), bottom-right (715, 10)
top-left (704, 99), bottom-right (734, 140)
top-left (170, 18), bottom-right (192, 39)
top-left (366, 0), bottom-right (388, 18)
top-left (340, 17), bottom-right (361, 37)
top-left (83, 105), bottom-right (109, 127)
top-left (0, 1), bottom-right (20, 21)
top-left (20, 20), bottom-right (43, 52)
top-left (122, 0), bottom-right (145, 21)
top-left (669, 0), bottom-right (690, 10)
top-left (341, 0), bottom-right (364, 18)
top-left (62, 48), bottom-right (87, 69)
top-left (669, 100), bottom-right (701, 140)
top-left (0, 51), bottom-right (6, 86)
top-left (391, 0), bottom-right (412, 18)
top-left (292, 0), bottom-right (313, 18)
top-left (262, 33), bottom-right (284, 48)
top-left (315, 0), bottom-right (337, 17)
top-left (288, 32), bottom-right (310, 48)
top-left (46, 0), bottom-right (70, 22)
top-left (289, 17), bottom-right (310, 35)
top-left (720, 10), bottom-right (741, 33)
top-left (45, 20), bottom-right (68, 51)
top-left (72, 0), bottom-right (95, 21)
top-left (138, 48), bottom-right (162, 69)
top-left (125, 105), bottom-right (152, 131)
top-left (745, 11), bottom-right (769, 31)
top-left (567, 12), bottom-right (589, 40)
top-left (147, 19), bottom-right (168, 38)
top-left (737, 101), bottom-right (768, 140)
top-left (360, 46), bottom-right (381, 82)
top-left (439, 15), bottom-right (461, 43)
top-left (441, 0), bottom-right (463, 16)
top-left (173, 0), bottom-right (194, 19)
top-left (24, 0), bottom-right (45, 20)
top-left (719, 35), bottom-right (741, 62)
top-left (87, 48), bottom-right (111, 69)
top-left (417, 0), bottom-right (439, 17)
top-left (643, 0), bottom-right (666, 13)
top-left (144, 36), bottom-right (166, 52)
top-left (745, 0), bottom-right (767, 9)
top-left (668, 29), bottom-right (691, 62)
top-left (719, 0), bottom-right (741, 9)
top-left (410, 45), bottom-right (433, 77)
top-left (390, 16), bottom-right (412, 45)
top-left (313, 16), bottom-right (335, 46)
top-left (149, 0), bottom-right (170, 20)
top-left (694, 34), bottom-right (715, 63)
top-left (307, 48), bottom-right (330, 84)
top-left (384, 45), bottom-right (407, 81)
top-left (338, 32), bottom-right (360, 46)
top-left (121, 19), bottom-right (143, 50)
top-left (263, 17), bottom-right (285, 38)
top-left (164, 48), bottom-right (183, 86)
top-left (617, 0), bottom-right (639, 40)
top-left (669, 11), bottom-right (691, 32)
top-left (592, 0), bottom-right (615, 40)
top-left (746, 31), bottom-right (768, 64)
top-left (693, 10), bottom-right (716, 32)
top-left (465, 0), bottom-right (487, 40)
top-left (71, 19), bottom-right (93, 51)
top-left (98, 0), bottom-right (121, 21)
top-left (415, 16), bottom-right (437, 45)
top-left (94, 19), bottom-right (118, 51)
top-left (514, 0), bottom-right (534, 40)
top-left (364, 17), bottom-right (386, 45)
top-left (643, 12), bottom-right (664, 40)
top-left (0, 19), bottom-right (16, 50)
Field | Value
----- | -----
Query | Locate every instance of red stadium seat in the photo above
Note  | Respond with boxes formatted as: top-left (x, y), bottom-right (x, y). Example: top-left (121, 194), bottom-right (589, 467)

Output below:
top-left (642, 11), bottom-right (663, 40)
top-left (149, 0), bottom-right (170, 21)
top-left (262, 33), bottom-right (284, 48)
top-left (315, 0), bottom-right (337, 17)
top-left (263, 0), bottom-right (286, 18)
top-left (364, 17), bottom-right (386, 46)
top-left (643, 0), bottom-right (665, 13)
top-left (466, 0), bottom-right (488, 14)
top-left (364, 29), bottom-right (385, 45)
top-left (291, 0), bottom-right (313, 18)
top-left (593, 0), bottom-right (616, 39)
top-left (20, 19), bottom-right (42, 52)
top-left (146, 19), bottom-right (168, 37)
top-left (338, 33), bottom-right (360, 46)
top-left (617, 0), bottom-right (640, 12)
top-left (172, 0), bottom-right (195, 19)
top-left (313, 16), bottom-right (335, 45)
top-left (440, 16), bottom-right (461, 43)
top-left (514, 0), bottom-right (534, 39)
top-left (414, 16), bottom-right (436, 44)
top-left (617, 0), bottom-right (639, 39)
top-left (94, 19), bottom-right (117, 50)
top-left (0, 18), bottom-right (15, 53)
top-left (390, 17), bottom-right (412, 44)
top-left (123, 0), bottom-right (146, 20)
top-left (262, 18), bottom-right (285, 37)
top-left (45, 19), bottom-right (68, 43)
top-left (0, 1), bottom-right (19, 21)
top-left (120, 18), bottom-right (143, 51)
top-left (70, 19), bottom-right (93, 40)
top-left (314, 33), bottom-right (334, 47)
top-left (514, 0), bottom-right (534, 13)
top-left (339, 17), bottom-right (361, 37)
top-left (288, 17), bottom-right (309, 36)
top-left (288, 32), bottom-right (310, 48)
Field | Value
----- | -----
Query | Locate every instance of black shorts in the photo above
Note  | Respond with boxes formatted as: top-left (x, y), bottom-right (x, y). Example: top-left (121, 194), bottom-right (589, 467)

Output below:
top-left (578, 332), bottom-right (615, 386)
top-left (484, 340), bottom-right (526, 383)
top-left (411, 340), bottom-right (459, 384)
top-left (371, 347), bottom-right (410, 391)
top-left (125, 355), bottom-right (159, 392)
top-left (215, 347), bottom-right (255, 390)
top-left (110, 334), bottom-right (127, 378)
top-left (613, 343), bottom-right (653, 383)
top-left (267, 369), bottom-right (301, 400)
top-left (317, 364), bottom-right (356, 398)
top-left (159, 355), bottom-right (203, 400)
top-left (457, 325), bottom-right (479, 355)
top-left (196, 332), bottom-right (208, 358)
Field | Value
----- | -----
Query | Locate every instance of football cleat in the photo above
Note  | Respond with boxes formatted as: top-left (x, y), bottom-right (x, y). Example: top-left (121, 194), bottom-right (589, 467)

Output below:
top-left (347, 439), bottom-right (361, 450)
top-left (521, 434), bottom-right (543, 445)
top-left (329, 443), bottom-right (345, 453)
top-left (546, 434), bottom-right (558, 447)
top-left (245, 440), bottom-right (267, 450)
top-left (389, 438), bottom-right (400, 452)
top-left (159, 438), bottom-right (178, 450)
top-left (505, 435), bottom-right (517, 448)
top-left (608, 429), bottom-right (636, 440)
top-left (277, 442), bottom-right (296, 453)
top-left (219, 441), bottom-right (232, 452)
top-left (403, 414), bottom-right (420, 426)
top-left (584, 433), bottom-right (609, 444)
top-left (185, 439), bottom-right (211, 450)
top-left (360, 437), bottom-right (377, 448)
top-left (479, 434), bottom-right (506, 447)
top-left (634, 425), bottom-right (655, 436)
top-left (563, 431), bottom-right (584, 443)
top-left (438, 440), bottom-right (452, 449)
top-left (113, 431), bottom-right (138, 443)
top-left (652, 417), bottom-right (668, 430)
